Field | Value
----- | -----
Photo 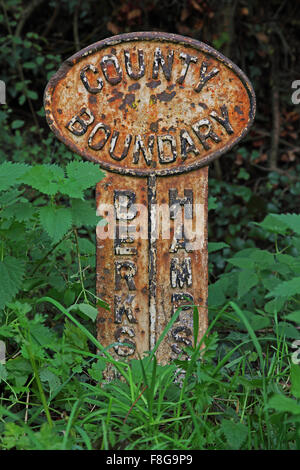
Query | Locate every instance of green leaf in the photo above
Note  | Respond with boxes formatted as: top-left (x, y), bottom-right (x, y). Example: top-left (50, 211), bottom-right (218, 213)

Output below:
top-left (62, 161), bottom-right (105, 198)
top-left (272, 214), bottom-right (300, 235)
top-left (39, 206), bottom-right (72, 243)
top-left (0, 162), bottom-right (29, 191)
top-left (220, 419), bottom-right (248, 449)
top-left (208, 196), bottom-right (218, 211)
top-left (11, 120), bottom-right (24, 129)
top-left (0, 256), bottom-right (26, 309)
top-left (277, 322), bottom-right (300, 340)
top-left (268, 394), bottom-right (300, 415)
top-left (285, 311), bottom-right (300, 323)
top-left (70, 303), bottom-right (98, 322)
top-left (208, 276), bottom-right (230, 306)
top-left (238, 269), bottom-right (258, 298)
top-left (1, 202), bottom-right (36, 221)
top-left (71, 199), bottom-right (99, 227)
top-left (22, 165), bottom-right (65, 196)
top-left (228, 257), bottom-right (255, 270)
top-left (0, 364), bottom-right (7, 382)
top-left (208, 242), bottom-right (229, 253)
top-left (40, 368), bottom-right (61, 395)
top-left (255, 214), bottom-right (289, 235)
top-left (291, 363), bottom-right (300, 399)
top-left (266, 276), bottom-right (300, 299)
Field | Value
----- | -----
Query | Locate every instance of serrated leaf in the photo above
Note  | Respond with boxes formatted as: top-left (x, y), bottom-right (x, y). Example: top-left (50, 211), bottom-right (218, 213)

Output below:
top-left (255, 214), bottom-right (289, 234)
top-left (0, 256), bottom-right (25, 309)
top-left (208, 276), bottom-right (230, 307)
top-left (22, 165), bottom-right (65, 196)
top-left (62, 161), bottom-right (105, 198)
top-left (220, 419), bottom-right (248, 449)
top-left (277, 322), bottom-right (300, 340)
top-left (39, 206), bottom-right (72, 243)
top-left (0, 162), bottom-right (29, 192)
top-left (78, 237), bottom-right (95, 255)
top-left (40, 368), bottom-right (61, 395)
top-left (266, 276), bottom-right (300, 299)
top-left (272, 214), bottom-right (300, 235)
top-left (1, 202), bottom-right (36, 221)
top-left (71, 199), bottom-right (99, 227)
top-left (29, 323), bottom-right (56, 348)
top-left (268, 394), bottom-right (300, 415)
top-left (238, 269), bottom-right (258, 298)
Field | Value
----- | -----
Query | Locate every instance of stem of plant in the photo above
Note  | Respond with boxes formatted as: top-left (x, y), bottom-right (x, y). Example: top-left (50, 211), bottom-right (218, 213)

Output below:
top-left (73, 228), bottom-right (88, 303)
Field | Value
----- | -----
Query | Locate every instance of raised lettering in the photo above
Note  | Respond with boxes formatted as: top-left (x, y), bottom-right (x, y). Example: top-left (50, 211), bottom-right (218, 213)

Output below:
top-left (210, 105), bottom-right (234, 134)
top-left (152, 47), bottom-right (174, 81)
top-left (114, 326), bottom-right (136, 356)
top-left (192, 118), bottom-right (221, 150)
top-left (133, 135), bottom-right (155, 166)
top-left (109, 131), bottom-right (132, 161)
top-left (80, 64), bottom-right (103, 93)
top-left (100, 54), bottom-right (122, 85)
top-left (115, 260), bottom-right (137, 291)
top-left (194, 61), bottom-right (219, 93)
top-left (66, 107), bottom-right (94, 136)
top-left (157, 135), bottom-right (177, 163)
top-left (124, 49), bottom-right (145, 80)
top-left (88, 122), bottom-right (111, 150)
top-left (180, 129), bottom-right (199, 160)
top-left (170, 257), bottom-right (192, 288)
top-left (177, 52), bottom-right (198, 84)
top-left (114, 294), bottom-right (137, 323)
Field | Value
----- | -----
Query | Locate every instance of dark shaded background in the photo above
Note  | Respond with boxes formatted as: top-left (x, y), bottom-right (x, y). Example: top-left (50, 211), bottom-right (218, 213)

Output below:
top-left (1, 0), bottom-right (300, 262)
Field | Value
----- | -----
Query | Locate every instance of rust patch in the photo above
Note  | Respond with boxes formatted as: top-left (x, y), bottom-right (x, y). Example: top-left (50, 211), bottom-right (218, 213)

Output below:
top-left (44, 32), bottom-right (256, 373)
top-left (44, 31), bottom-right (256, 177)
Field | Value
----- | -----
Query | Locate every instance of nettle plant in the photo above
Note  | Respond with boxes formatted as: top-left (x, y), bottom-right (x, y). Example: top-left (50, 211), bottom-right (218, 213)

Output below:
top-left (209, 212), bottom-right (300, 341)
top-left (0, 160), bottom-right (105, 312)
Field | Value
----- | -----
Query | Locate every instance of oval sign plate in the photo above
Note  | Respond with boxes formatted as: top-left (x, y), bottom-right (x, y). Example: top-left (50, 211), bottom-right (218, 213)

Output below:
top-left (44, 32), bottom-right (256, 177)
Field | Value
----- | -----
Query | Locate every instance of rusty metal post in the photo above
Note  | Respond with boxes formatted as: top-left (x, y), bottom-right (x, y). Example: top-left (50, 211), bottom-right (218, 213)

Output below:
top-left (44, 32), bottom-right (255, 369)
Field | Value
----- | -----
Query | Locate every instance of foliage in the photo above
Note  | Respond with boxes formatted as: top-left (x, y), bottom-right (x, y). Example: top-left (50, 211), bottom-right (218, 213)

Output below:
top-left (1, 0), bottom-right (300, 452)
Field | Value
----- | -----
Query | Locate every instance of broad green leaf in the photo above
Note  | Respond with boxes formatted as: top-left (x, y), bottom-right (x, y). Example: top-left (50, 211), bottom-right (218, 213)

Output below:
top-left (0, 162), bottom-right (29, 191)
top-left (208, 277), bottom-right (229, 306)
top-left (266, 276), bottom-right (300, 299)
top-left (11, 120), bottom-right (24, 129)
top-left (39, 206), bottom-right (73, 243)
top-left (70, 303), bottom-right (98, 322)
top-left (220, 419), bottom-right (248, 449)
top-left (268, 394), bottom-right (300, 415)
top-left (71, 199), bottom-right (99, 227)
top-left (22, 165), bottom-right (65, 196)
top-left (0, 256), bottom-right (26, 309)
top-left (62, 161), bottom-right (105, 198)
top-left (228, 257), bottom-right (255, 270)
top-left (238, 269), bottom-right (258, 298)
top-left (285, 311), bottom-right (300, 323)
top-left (1, 202), bottom-right (36, 221)
top-left (255, 214), bottom-right (289, 235)
top-left (208, 242), bottom-right (229, 253)
top-left (273, 214), bottom-right (300, 235)
top-left (291, 363), bottom-right (300, 399)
